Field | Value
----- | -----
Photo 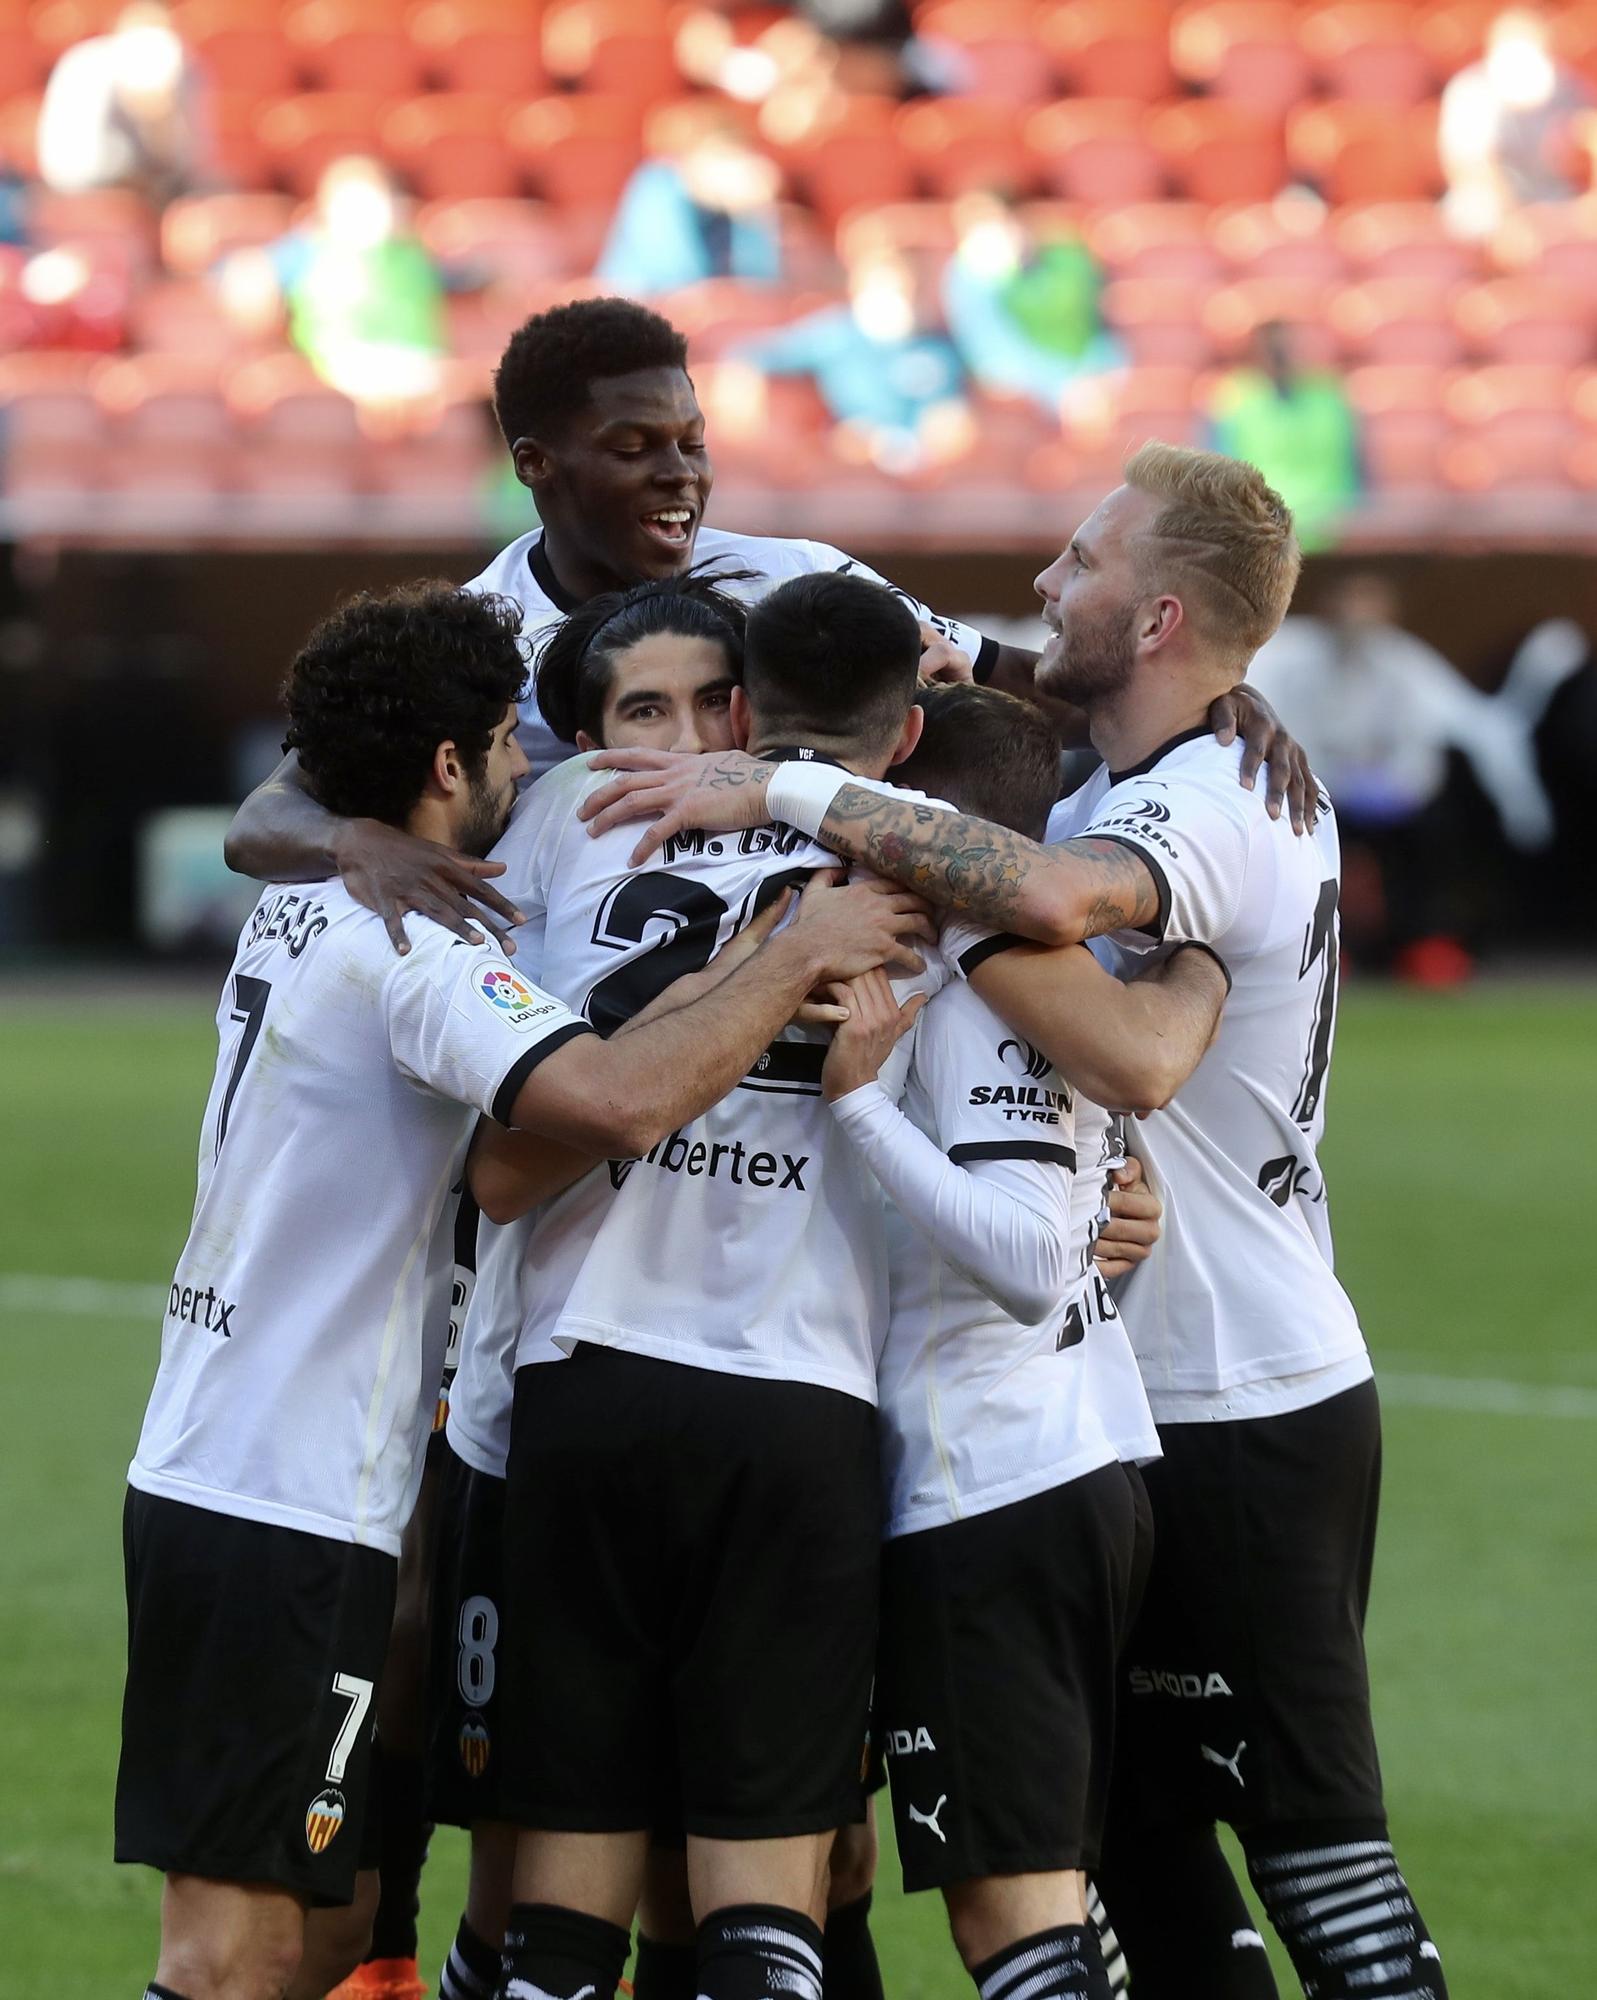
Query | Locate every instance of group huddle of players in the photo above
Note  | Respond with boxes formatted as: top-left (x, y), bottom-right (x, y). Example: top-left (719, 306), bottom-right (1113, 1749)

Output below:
top-left (113, 299), bottom-right (1450, 2000)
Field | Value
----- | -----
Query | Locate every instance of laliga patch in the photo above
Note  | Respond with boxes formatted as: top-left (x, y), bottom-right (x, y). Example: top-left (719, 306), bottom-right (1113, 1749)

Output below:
top-left (304, 1786), bottom-right (346, 1853)
top-left (477, 965), bottom-right (558, 1032)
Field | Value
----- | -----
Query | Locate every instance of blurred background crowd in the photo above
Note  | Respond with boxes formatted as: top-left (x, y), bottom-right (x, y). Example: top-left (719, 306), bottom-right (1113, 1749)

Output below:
top-left (0, 0), bottom-right (1594, 975)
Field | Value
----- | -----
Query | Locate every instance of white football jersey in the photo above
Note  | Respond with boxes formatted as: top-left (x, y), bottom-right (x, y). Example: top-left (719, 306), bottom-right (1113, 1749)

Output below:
top-left (466, 527), bottom-right (997, 778)
top-left (1066, 1100), bottom-right (1164, 1468)
top-left (876, 980), bottom-right (1152, 1537)
top-left (478, 753), bottom-right (946, 1403)
top-left (1046, 731), bottom-right (1371, 1419)
top-left (128, 883), bottom-right (590, 1553)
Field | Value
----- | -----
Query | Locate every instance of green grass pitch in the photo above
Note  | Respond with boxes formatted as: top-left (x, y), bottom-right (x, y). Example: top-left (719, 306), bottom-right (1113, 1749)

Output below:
top-left (2, 982), bottom-right (1594, 1995)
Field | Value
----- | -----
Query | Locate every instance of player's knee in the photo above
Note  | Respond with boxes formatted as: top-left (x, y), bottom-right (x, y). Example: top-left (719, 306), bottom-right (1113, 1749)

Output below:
top-left (940, 1877), bottom-right (1012, 1970)
top-left (825, 1818), bottom-right (878, 1910)
top-left (159, 1927), bottom-right (304, 2000)
top-left (293, 1873), bottom-right (378, 1996)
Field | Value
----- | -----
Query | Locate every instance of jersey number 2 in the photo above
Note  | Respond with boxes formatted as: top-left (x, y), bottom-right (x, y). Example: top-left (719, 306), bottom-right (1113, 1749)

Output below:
top-left (215, 974), bottom-right (270, 1157)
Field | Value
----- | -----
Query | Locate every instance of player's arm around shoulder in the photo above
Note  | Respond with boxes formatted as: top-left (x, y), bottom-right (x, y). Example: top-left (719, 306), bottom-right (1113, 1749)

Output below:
top-left (962, 935), bottom-right (1229, 1118)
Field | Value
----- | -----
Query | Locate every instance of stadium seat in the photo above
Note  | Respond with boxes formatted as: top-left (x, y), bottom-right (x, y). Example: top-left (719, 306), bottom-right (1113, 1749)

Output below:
top-left (1301, 3), bottom-right (1440, 105)
top-left (1288, 102), bottom-right (1444, 204)
top-left (181, 0), bottom-right (298, 97)
top-left (282, 0), bottom-right (427, 94)
top-left (1456, 279), bottom-right (1596, 369)
top-left (0, 29), bottom-right (45, 100)
top-left (896, 99), bottom-right (1041, 201)
top-left (97, 353), bottom-right (233, 492)
top-left (659, 279), bottom-right (845, 360)
top-left (1153, 103), bottom-right (1288, 206)
top-left (1331, 278), bottom-right (1464, 366)
top-left (1210, 199), bottom-right (1347, 284)
top-left (1090, 204), bottom-right (1225, 286)
top-left (1414, 0), bottom-right (1499, 74)
top-left (542, 0), bottom-right (680, 101)
top-left (1345, 362), bottom-right (1453, 489)
top-left (1041, 0), bottom-right (1177, 104)
top-left (0, 92), bottom-right (41, 175)
top-left (256, 92), bottom-right (396, 198)
top-left (1110, 364), bottom-right (1205, 450)
top-left (916, 0), bottom-right (1055, 104)
top-left (774, 97), bottom-right (916, 229)
top-left (1493, 199), bottom-right (1597, 297)
top-left (0, 349), bottom-right (104, 495)
top-left (226, 350), bottom-right (363, 493)
top-left (208, 89), bottom-right (273, 187)
top-left (161, 191), bottom-right (296, 275)
top-left (28, 187), bottom-right (159, 268)
top-left (1332, 201), bottom-right (1483, 285)
top-left (1443, 365), bottom-right (1574, 491)
top-left (1100, 278), bottom-right (1217, 369)
top-left (126, 275), bottom-right (250, 354)
top-left (505, 95), bottom-right (645, 218)
top-left (1027, 102), bottom-right (1166, 205)
top-left (1170, 2), bottom-right (1312, 116)
top-left (411, 0), bottom-right (548, 96)
top-left (834, 201), bottom-right (961, 270)
top-left (29, 1), bottom-right (123, 64)
top-left (362, 387), bottom-right (487, 497)
top-left (1206, 278), bottom-right (1340, 367)
top-left (415, 197), bottom-right (574, 285)
top-left (383, 95), bottom-right (523, 201)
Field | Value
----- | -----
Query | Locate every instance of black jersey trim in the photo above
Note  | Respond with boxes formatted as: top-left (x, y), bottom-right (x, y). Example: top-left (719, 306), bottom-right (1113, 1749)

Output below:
top-left (972, 635), bottom-right (999, 684)
top-left (491, 1022), bottom-right (595, 1125)
top-left (526, 534), bottom-right (582, 614)
top-left (958, 931), bottom-right (1027, 977)
top-left (1108, 723), bottom-right (1211, 785)
top-left (762, 747), bottom-right (849, 769)
top-left (948, 1140), bottom-right (1077, 1170)
top-left (1168, 939), bottom-right (1233, 992)
top-left (1082, 833), bottom-right (1171, 943)
top-left (738, 1039), bottom-right (826, 1096)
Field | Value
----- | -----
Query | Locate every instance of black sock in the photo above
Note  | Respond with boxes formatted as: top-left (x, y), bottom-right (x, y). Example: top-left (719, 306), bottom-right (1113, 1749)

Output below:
top-left (1096, 1824), bottom-right (1279, 1999)
top-left (696, 1904), bottom-right (824, 2000)
top-left (1243, 1825), bottom-right (1448, 2000)
top-left (498, 1902), bottom-right (631, 2000)
top-left (366, 1750), bottom-right (434, 1962)
top-left (631, 1932), bottom-right (698, 2000)
top-left (143, 1987), bottom-right (193, 2000)
top-left (441, 1915), bottom-right (501, 2000)
top-left (969, 1926), bottom-right (1109, 2000)
top-left (823, 1890), bottom-right (883, 2000)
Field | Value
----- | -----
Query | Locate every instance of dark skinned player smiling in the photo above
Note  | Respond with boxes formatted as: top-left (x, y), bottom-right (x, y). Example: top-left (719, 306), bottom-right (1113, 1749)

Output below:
top-left (224, 298), bottom-right (1313, 950)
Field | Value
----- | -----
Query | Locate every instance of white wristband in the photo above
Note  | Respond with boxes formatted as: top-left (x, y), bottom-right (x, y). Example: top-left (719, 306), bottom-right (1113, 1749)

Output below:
top-left (764, 760), bottom-right (849, 839)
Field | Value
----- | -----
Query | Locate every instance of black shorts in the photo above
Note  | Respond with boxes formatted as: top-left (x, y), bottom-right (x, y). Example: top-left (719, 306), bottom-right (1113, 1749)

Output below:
top-left (1107, 1378), bottom-right (1387, 1843)
top-left (424, 1442), bottom-right (508, 1829)
top-left (878, 1462), bottom-right (1151, 1892)
top-left (116, 1488), bottom-right (396, 1905)
top-left (500, 1344), bottom-right (880, 1840)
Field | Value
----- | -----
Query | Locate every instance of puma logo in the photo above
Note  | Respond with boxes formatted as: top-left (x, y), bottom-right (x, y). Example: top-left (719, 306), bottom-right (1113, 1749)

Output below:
top-left (1200, 1740), bottom-right (1247, 1786)
top-left (1231, 1928), bottom-right (1267, 1951)
top-left (908, 1794), bottom-right (948, 1842)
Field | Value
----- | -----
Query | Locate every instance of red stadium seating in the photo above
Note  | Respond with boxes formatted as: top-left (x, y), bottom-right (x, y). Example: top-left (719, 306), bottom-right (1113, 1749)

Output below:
top-left (283, 0), bottom-right (428, 95)
top-left (1444, 365), bottom-right (1576, 492)
top-left (126, 275), bottom-right (254, 354)
top-left (1154, 103), bottom-right (1289, 207)
top-left (384, 94), bottom-right (524, 201)
top-left (542, 0), bottom-right (679, 100)
top-left (1333, 201), bottom-right (1483, 284)
top-left (1089, 203), bottom-right (1225, 286)
top-left (0, 91), bottom-right (41, 173)
top-left (1345, 362), bottom-right (1453, 489)
top-left (0, 349), bottom-right (104, 495)
top-left (1456, 279), bottom-right (1597, 369)
top-left (1110, 364), bottom-right (1206, 450)
top-left (1027, 101), bottom-right (1166, 204)
top-left (897, 98), bottom-right (1040, 201)
top-left (835, 201), bottom-right (962, 269)
top-left (503, 94), bottom-right (643, 215)
top-left (916, 0), bottom-right (1054, 104)
top-left (410, 0), bottom-right (548, 96)
top-left (226, 350), bottom-right (363, 494)
top-left (1331, 278), bottom-right (1465, 366)
top-left (1493, 200), bottom-right (1597, 297)
top-left (1301, 4), bottom-right (1441, 106)
top-left (1210, 200), bottom-right (1347, 284)
top-left (256, 92), bottom-right (396, 197)
top-left (1041, 1), bottom-right (1177, 104)
top-left (774, 98), bottom-right (916, 229)
top-left (97, 352), bottom-right (233, 492)
top-left (1206, 277), bottom-right (1341, 367)
top-left (659, 279), bottom-right (845, 360)
top-left (161, 191), bottom-right (296, 275)
top-left (1100, 277), bottom-right (1217, 369)
top-left (0, 28), bottom-right (45, 98)
top-left (30, 1), bottom-right (123, 64)
top-left (416, 196), bottom-right (574, 285)
top-left (181, 0), bottom-right (298, 96)
top-left (1288, 102), bottom-right (1444, 204)
top-left (1170, 2), bottom-right (1312, 116)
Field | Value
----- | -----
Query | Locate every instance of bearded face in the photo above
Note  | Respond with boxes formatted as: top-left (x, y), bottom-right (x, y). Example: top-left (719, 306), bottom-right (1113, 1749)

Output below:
top-left (1036, 587), bottom-right (1139, 709)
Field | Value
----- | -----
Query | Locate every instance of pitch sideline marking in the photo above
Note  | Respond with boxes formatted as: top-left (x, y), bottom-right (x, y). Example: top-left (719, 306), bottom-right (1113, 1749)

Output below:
top-left (4, 1274), bottom-right (1597, 1421)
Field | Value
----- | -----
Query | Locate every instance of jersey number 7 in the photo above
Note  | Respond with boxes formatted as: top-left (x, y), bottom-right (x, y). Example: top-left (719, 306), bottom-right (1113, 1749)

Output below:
top-left (215, 974), bottom-right (271, 1157)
